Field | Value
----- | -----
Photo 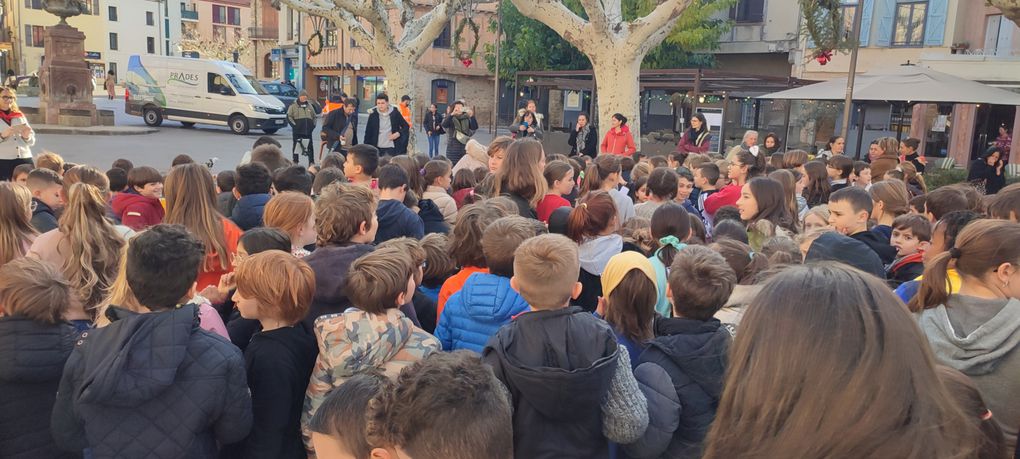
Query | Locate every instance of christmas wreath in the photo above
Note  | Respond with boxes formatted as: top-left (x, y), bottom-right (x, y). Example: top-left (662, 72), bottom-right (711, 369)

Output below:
top-left (307, 31), bottom-right (323, 57)
top-left (452, 16), bottom-right (479, 67)
top-left (799, 0), bottom-right (851, 65)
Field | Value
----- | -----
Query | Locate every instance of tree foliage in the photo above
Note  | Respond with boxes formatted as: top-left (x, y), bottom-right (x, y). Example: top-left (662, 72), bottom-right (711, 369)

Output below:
top-left (484, 0), bottom-right (734, 79)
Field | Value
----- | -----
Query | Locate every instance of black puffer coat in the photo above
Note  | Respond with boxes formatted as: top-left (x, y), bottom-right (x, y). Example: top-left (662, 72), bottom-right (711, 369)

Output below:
top-left (0, 317), bottom-right (79, 459)
top-left (51, 305), bottom-right (252, 459)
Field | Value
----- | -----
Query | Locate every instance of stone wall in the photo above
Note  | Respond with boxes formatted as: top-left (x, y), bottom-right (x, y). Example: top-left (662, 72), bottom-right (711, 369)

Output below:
top-left (409, 70), bottom-right (495, 127)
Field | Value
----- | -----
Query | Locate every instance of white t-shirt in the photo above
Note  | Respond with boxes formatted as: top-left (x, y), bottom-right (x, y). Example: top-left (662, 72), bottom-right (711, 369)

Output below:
top-left (377, 107), bottom-right (394, 149)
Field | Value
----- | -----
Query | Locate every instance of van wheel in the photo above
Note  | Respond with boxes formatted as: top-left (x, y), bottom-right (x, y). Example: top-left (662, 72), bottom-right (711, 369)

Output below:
top-left (180, 122), bottom-right (196, 128)
top-left (143, 107), bottom-right (163, 127)
top-left (229, 115), bottom-right (249, 135)
top-left (262, 128), bottom-right (279, 135)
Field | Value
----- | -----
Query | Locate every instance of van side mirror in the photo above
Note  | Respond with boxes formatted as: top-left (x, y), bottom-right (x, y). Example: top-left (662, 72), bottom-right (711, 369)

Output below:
top-left (219, 87), bottom-right (233, 96)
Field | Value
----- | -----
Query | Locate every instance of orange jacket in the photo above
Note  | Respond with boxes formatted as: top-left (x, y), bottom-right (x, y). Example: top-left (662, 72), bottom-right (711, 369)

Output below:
top-left (399, 102), bottom-right (412, 126)
top-left (437, 266), bottom-right (488, 323)
top-left (601, 126), bottom-right (637, 156)
top-left (195, 218), bottom-right (243, 291)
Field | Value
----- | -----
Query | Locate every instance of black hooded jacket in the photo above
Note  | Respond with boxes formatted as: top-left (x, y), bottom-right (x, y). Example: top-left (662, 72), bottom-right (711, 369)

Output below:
top-left (0, 317), bottom-right (79, 459)
top-left (805, 232), bottom-right (885, 278)
top-left (624, 317), bottom-right (730, 459)
top-left (849, 230), bottom-right (898, 265)
top-left (51, 305), bottom-right (252, 459)
top-left (482, 307), bottom-right (620, 459)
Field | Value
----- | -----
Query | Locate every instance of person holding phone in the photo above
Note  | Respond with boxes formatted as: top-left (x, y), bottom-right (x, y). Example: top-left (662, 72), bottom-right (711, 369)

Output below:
top-left (968, 146), bottom-right (1007, 195)
top-left (0, 87), bottom-right (34, 181)
top-left (442, 100), bottom-right (477, 165)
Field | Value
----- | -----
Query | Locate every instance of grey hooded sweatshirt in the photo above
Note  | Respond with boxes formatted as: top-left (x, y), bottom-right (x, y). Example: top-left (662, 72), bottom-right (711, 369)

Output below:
top-left (918, 295), bottom-right (1020, 449)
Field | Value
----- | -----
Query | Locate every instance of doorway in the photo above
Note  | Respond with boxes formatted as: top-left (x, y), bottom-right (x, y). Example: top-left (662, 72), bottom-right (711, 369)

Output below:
top-left (973, 104), bottom-right (1015, 161)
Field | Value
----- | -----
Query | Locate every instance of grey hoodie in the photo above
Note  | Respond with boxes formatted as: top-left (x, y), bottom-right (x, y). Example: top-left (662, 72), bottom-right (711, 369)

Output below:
top-left (918, 295), bottom-right (1020, 449)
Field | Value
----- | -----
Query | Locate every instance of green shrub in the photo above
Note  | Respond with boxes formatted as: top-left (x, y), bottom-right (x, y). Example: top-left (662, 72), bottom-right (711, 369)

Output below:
top-left (925, 168), bottom-right (968, 190)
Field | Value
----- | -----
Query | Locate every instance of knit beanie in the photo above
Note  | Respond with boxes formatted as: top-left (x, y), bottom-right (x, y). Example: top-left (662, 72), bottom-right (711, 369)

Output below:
top-left (601, 251), bottom-right (657, 298)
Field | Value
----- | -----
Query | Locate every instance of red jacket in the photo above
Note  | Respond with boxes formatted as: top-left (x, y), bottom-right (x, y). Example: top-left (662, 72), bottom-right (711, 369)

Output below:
top-left (704, 184), bottom-right (740, 216)
top-left (536, 193), bottom-right (571, 223)
top-left (676, 129), bottom-right (711, 154)
top-left (111, 191), bottom-right (165, 230)
top-left (600, 126), bottom-right (637, 156)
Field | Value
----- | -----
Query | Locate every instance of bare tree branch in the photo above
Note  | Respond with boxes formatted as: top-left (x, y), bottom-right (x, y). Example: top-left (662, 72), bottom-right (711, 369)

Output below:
top-left (625, 0), bottom-right (693, 51)
top-left (577, 0), bottom-right (611, 37)
top-left (509, 0), bottom-right (590, 51)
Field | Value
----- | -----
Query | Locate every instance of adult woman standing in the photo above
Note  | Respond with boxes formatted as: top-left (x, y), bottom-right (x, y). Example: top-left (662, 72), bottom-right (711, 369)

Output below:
top-left (968, 147), bottom-right (1007, 195)
top-left (0, 182), bottom-right (36, 266)
top-left (763, 132), bottom-right (782, 155)
top-left (995, 125), bottom-right (1012, 163)
top-left (600, 113), bottom-right (637, 156)
top-left (164, 163), bottom-right (243, 291)
top-left (442, 101), bottom-right (477, 165)
top-left (104, 70), bottom-right (117, 100)
top-left (817, 136), bottom-right (845, 160)
top-left (913, 220), bottom-right (1020, 450)
top-left (0, 87), bottom-right (34, 181)
top-left (513, 111), bottom-right (544, 140)
top-left (423, 104), bottom-right (445, 158)
top-left (568, 113), bottom-right (598, 158)
top-left (675, 112), bottom-right (711, 155)
top-left (869, 137), bottom-right (901, 182)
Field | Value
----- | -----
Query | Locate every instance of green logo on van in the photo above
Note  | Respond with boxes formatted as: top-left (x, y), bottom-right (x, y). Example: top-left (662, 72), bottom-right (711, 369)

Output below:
top-left (169, 72), bottom-right (200, 86)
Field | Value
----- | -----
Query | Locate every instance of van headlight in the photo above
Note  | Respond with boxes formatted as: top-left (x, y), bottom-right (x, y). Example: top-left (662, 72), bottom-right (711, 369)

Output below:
top-left (251, 105), bottom-right (269, 113)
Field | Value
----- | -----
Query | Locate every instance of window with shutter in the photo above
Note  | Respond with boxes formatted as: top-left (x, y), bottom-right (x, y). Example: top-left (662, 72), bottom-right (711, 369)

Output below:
top-left (730, 0), bottom-right (764, 23)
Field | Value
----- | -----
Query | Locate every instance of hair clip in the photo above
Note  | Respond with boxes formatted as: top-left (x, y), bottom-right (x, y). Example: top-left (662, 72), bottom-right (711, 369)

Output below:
top-left (581, 202), bottom-right (588, 209)
top-left (419, 168), bottom-right (426, 176)
top-left (981, 410), bottom-right (993, 421)
top-left (749, 251), bottom-right (755, 260)
top-left (948, 247), bottom-right (962, 259)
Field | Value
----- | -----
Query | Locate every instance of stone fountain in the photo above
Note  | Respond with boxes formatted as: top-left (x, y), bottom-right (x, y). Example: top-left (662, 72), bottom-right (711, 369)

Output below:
top-left (35, 0), bottom-right (110, 126)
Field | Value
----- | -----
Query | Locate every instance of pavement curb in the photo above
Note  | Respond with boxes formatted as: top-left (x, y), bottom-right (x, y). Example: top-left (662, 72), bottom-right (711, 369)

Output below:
top-left (32, 126), bottom-right (159, 136)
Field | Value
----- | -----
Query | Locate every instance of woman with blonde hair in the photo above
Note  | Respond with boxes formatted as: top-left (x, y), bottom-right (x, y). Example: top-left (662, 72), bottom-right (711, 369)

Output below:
top-left (0, 182), bottom-right (36, 266)
top-left (164, 163), bottom-right (243, 291)
top-left (263, 191), bottom-right (316, 257)
top-left (29, 180), bottom-right (125, 331)
top-left (493, 139), bottom-right (547, 219)
top-left (0, 86), bottom-right (35, 181)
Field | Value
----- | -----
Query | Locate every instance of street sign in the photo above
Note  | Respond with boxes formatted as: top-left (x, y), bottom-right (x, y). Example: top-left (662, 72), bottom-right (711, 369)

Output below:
top-left (270, 48), bottom-right (281, 62)
top-left (182, 51), bottom-right (200, 58)
top-left (84, 51), bottom-right (101, 60)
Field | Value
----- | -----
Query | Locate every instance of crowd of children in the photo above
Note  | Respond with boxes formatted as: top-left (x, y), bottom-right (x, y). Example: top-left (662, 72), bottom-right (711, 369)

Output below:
top-left (3, 128), bottom-right (1020, 459)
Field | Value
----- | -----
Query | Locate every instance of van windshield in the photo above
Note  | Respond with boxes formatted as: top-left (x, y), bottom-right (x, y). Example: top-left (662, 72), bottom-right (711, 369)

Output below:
top-left (245, 76), bottom-right (270, 95)
top-left (225, 73), bottom-right (257, 95)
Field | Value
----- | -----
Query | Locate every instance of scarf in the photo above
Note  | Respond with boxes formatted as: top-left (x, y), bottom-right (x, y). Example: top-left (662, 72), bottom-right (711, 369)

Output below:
top-left (686, 126), bottom-right (708, 147)
top-left (452, 113), bottom-right (471, 135)
top-left (0, 109), bottom-right (23, 127)
top-left (576, 124), bottom-right (591, 153)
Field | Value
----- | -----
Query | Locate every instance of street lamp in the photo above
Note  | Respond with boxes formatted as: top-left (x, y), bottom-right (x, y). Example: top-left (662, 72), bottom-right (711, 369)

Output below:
top-left (841, 2), bottom-right (864, 159)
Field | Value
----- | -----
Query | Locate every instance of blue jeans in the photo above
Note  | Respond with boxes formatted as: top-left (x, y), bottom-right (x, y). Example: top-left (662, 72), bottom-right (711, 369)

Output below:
top-left (428, 134), bottom-right (441, 157)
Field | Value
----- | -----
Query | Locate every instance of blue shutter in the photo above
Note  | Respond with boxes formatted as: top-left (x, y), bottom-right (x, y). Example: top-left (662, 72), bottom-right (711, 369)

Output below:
top-left (924, 0), bottom-right (948, 46)
top-left (859, 0), bottom-right (875, 47)
top-left (873, 0), bottom-right (895, 47)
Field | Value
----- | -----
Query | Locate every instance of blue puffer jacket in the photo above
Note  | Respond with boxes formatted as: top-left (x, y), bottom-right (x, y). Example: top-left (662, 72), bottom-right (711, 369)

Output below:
top-left (231, 193), bottom-right (271, 231)
top-left (435, 273), bottom-right (530, 353)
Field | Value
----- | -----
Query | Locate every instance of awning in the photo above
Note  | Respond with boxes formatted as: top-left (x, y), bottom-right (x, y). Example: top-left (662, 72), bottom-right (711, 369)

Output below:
top-left (761, 64), bottom-right (1020, 105)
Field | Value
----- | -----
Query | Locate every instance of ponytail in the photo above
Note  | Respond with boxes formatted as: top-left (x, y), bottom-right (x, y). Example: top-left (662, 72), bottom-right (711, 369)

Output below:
top-left (59, 182), bottom-right (125, 311)
top-left (650, 203), bottom-right (690, 267)
top-left (910, 251), bottom-right (954, 313)
top-left (580, 155), bottom-right (622, 197)
top-left (567, 191), bottom-right (617, 243)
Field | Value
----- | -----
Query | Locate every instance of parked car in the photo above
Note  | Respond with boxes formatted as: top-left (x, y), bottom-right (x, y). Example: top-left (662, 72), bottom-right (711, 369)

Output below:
top-left (260, 80), bottom-right (321, 114)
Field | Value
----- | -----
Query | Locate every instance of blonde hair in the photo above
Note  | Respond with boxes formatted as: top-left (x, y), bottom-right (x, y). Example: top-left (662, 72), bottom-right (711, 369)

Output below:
top-left (315, 182), bottom-right (377, 245)
top-left (493, 139), bottom-right (547, 206)
top-left (346, 246), bottom-right (413, 314)
top-left (63, 165), bottom-right (110, 198)
top-left (1, 86), bottom-right (20, 112)
top-left (512, 234), bottom-right (579, 310)
top-left (630, 162), bottom-right (653, 183)
top-left (95, 242), bottom-right (145, 327)
top-left (235, 250), bottom-right (315, 324)
top-left (0, 257), bottom-right (71, 324)
top-left (59, 182), bottom-right (125, 310)
top-left (0, 182), bottom-right (36, 266)
top-left (164, 163), bottom-right (231, 272)
top-left (877, 136), bottom-right (899, 157)
top-left (263, 191), bottom-right (314, 242)
top-left (35, 151), bottom-right (65, 175)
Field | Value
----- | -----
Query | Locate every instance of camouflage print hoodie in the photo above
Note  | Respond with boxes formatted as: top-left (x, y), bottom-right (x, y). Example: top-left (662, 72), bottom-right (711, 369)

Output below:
top-left (301, 308), bottom-right (440, 454)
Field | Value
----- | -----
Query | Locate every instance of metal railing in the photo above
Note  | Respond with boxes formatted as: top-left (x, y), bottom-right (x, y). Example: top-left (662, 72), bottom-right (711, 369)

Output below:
top-left (181, 4), bottom-right (198, 21)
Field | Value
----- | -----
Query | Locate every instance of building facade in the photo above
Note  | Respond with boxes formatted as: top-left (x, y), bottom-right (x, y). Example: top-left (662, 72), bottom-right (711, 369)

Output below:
top-left (106, 0), bottom-right (174, 80)
top-left (13, 0), bottom-right (108, 77)
top-left (276, 2), bottom-right (499, 125)
top-left (713, 0), bottom-right (801, 78)
top-left (180, 0), bottom-right (255, 70)
top-left (794, 0), bottom-right (1020, 164)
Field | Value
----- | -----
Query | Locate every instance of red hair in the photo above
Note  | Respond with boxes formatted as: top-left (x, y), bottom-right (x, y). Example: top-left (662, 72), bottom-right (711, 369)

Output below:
top-left (567, 190), bottom-right (617, 243)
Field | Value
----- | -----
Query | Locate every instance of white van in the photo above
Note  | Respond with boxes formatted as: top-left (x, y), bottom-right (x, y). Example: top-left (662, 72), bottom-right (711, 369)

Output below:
top-left (124, 55), bottom-right (288, 135)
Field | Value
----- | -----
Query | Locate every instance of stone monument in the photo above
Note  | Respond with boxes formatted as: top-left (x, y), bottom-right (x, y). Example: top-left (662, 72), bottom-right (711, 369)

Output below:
top-left (37, 0), bottom-right (101, 126)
